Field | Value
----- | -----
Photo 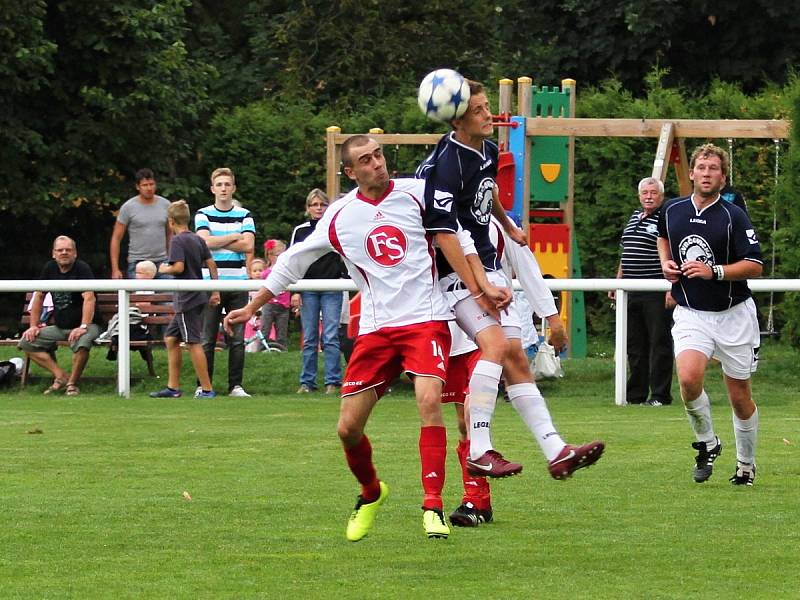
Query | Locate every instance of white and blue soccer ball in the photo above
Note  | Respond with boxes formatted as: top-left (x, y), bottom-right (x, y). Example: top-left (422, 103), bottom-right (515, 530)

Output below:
top-left (417, 69), bottom-right (470, 122)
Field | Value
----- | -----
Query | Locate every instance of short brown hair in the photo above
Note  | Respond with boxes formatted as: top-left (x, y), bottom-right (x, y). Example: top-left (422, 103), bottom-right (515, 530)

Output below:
top-left (466, 79), bottom-right (485, 97)
top-left (341, 135), bottom-right (375, 168)
top-left (135, 168), bottom-right (155, 183)
top-left (210, 167), bottom-right (235, 185)
top-left (689, 143), bottom-right (729, 176)
top-left (167, 200), bottom-right (191, 226)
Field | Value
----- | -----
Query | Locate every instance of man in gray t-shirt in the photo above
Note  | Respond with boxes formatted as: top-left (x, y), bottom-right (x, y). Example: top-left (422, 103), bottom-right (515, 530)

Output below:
top-left (110, 168), bottom-right (172, 279)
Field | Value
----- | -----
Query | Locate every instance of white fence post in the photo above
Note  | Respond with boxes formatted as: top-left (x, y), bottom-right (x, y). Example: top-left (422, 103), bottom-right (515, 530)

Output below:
top-left (614, 289), bottom-right (628, 406)
top-left (117, 289), bottom-right (130, 398)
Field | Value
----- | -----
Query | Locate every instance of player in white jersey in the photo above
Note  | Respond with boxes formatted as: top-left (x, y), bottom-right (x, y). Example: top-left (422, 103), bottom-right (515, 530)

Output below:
top-left (225, 135), bottom-right (483, 541)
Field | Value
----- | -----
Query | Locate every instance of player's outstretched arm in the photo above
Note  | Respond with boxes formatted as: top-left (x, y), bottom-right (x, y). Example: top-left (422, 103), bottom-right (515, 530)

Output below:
top-left (224, 288), bottom-right (273, 335)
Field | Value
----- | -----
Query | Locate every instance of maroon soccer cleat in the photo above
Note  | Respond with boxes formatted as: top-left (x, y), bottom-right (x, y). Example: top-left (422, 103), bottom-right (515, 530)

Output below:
top-left (466, 450), bottom-right (523, 478)
top-left (548, 441), bottom-right (605, 480)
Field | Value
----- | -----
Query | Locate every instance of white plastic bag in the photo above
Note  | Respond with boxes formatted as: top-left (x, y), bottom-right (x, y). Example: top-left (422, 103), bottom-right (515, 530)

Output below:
top-left (531, 342), bottom-right (563, 380)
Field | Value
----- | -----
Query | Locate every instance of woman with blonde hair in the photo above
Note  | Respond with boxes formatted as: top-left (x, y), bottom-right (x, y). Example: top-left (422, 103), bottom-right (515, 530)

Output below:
top-left (289, 189), bottom-right (345, 393)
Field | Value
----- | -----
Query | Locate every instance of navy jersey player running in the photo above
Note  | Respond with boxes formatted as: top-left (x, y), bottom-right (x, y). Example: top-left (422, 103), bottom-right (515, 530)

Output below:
top-left (418, 79), bottom-right (604, 480)
top-left (657, 143), bottom-right (763, 486)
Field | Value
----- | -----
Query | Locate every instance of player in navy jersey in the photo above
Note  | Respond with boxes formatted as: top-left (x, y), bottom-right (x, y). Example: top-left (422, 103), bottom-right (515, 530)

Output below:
top-left (419, 80), bottom-right (604, 481)
top-left (657, 143), bottom-right (763, 486)
top-left (224, 135), bottom-right (481, 541)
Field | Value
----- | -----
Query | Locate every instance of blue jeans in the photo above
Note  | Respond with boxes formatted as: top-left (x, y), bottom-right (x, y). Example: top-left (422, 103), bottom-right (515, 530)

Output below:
top-left (299, 291), bottom-right (342, 388)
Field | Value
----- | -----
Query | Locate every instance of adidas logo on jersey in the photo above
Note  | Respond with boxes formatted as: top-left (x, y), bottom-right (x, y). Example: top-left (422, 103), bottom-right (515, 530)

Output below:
top-left (373, 211), bottom-right (385, 220)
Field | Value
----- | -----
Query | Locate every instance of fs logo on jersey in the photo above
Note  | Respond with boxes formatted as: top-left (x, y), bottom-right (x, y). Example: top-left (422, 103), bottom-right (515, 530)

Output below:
top-left (746, 229), bottom-right (758, 245)
top-left (472, 177), bottom-right (494, 225)
top-left (678, 235), bottom-right (715, 265)
top-left (645, 223), bottom-right (658, 235)
top-left (365, 224), bottom-right (408, 267)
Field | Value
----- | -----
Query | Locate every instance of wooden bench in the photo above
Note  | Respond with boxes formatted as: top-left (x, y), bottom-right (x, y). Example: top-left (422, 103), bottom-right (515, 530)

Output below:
top-left (1, 292), bottom-right (175, 385)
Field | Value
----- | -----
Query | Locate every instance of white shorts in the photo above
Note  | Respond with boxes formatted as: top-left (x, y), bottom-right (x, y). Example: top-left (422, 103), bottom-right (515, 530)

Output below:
top-left (441, 270), bottom-right (520, 341)
top-left (672, 297), bottom-right (760, 380)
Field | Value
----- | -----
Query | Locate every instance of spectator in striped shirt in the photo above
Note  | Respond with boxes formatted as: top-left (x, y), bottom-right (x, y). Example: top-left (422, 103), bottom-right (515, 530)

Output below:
top-left (610, 177), bottom-right (674, 406)
top-left (194, 167), bottom-right (256, 397)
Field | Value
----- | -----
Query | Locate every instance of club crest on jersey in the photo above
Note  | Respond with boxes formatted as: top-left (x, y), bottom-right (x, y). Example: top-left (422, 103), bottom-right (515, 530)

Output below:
top-left (746, 229), bottom-right (758, 244)
top-left (365, 224), bottom-right (408, 267)
top-left (678, 235), bottom-right (715, 265)
top-left (472, 177), bottom-right (494, 225)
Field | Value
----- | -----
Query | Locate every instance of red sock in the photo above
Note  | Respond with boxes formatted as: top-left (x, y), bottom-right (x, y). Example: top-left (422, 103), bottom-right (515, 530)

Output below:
top-left (419, 426), bottom-right (447, 510)
top-left (457, 438), bottom-right (492, 511)
top-left (344, 435), bottom-right (380, 502)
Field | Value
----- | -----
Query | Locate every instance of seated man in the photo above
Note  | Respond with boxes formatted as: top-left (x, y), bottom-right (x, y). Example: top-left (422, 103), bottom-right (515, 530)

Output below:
top-left (18, 236), bottom-right (102, 396)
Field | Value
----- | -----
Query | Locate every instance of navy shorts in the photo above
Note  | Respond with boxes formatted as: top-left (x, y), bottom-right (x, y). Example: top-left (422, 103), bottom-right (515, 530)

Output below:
top-left (164, 304), bottom-right (205, 344)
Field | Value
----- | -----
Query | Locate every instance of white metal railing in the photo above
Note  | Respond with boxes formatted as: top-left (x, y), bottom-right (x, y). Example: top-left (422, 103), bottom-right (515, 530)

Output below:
top-left (3, 278), bottom-right (798, 401)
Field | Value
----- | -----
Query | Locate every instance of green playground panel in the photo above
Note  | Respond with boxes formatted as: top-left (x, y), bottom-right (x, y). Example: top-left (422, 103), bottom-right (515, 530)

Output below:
top-left (570, 236), bottom-right (587, 359)
top-left (530, 86), bottom-right (571, 204)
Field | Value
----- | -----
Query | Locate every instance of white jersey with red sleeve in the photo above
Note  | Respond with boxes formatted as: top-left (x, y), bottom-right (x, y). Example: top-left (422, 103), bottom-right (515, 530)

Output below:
top-left (489, 217), bottom-right (558, 318)
top-left (264, 178), bottom-right (473, 335)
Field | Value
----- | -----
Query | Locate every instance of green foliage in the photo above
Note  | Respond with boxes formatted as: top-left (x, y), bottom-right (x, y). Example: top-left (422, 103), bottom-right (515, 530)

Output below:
top-left (772, 75), bottom-right (800, 347)
top-left (199, 98), bottom-right (338, 241)
top-left (573, 69), bottom-right (793, 336)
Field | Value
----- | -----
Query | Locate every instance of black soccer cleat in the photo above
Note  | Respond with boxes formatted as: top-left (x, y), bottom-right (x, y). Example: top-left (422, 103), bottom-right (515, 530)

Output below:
top-left (729, 463), bottom-right (756, 486)
top-left (448, 502), bottom-right (493, 527)
top-left (692, 437), bottom-right (722, 483)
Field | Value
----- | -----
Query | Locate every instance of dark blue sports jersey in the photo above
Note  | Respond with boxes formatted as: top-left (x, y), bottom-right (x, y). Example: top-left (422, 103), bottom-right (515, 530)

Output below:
top-left (417, 132), bottom-right (500, 276)
top-left (658, 196), bottom-right (763, 311)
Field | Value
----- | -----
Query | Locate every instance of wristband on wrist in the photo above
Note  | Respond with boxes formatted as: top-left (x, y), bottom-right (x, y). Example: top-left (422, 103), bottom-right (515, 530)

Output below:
top-left (713, 265), bottom-right (725, 281)
top-left (472, 291), bottom-right (485, 300)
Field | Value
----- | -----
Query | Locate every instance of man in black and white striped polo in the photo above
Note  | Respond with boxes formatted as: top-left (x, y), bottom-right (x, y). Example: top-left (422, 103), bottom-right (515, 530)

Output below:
top-left (610, 177), bottom-right (674, 406)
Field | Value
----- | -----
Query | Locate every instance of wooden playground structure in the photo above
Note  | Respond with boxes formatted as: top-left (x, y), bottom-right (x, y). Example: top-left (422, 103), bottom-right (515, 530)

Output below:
top-left (325, 78), bottom-right (790, 357)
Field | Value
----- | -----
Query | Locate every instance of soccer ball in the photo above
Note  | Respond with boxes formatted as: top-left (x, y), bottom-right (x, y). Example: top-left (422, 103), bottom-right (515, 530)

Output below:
top-left (417, 69), bottom-right (470, 122)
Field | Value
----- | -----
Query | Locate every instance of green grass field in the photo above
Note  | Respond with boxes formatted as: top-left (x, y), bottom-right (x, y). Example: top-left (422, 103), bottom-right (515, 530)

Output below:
top-left (1, 341), bottom-right (798, 599)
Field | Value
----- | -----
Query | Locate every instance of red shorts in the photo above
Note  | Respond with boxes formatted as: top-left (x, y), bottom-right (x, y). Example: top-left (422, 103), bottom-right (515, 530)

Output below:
top-left (441, 349), bottom-right (481, 404)
top-left (342, 321), bottom-right (451, 398)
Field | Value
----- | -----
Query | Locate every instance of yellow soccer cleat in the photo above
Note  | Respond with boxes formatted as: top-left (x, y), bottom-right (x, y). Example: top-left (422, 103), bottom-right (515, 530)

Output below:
top-left (422, 508), bottom-right (450, 539)
top-left (346, 481), bottom-right (389, 542)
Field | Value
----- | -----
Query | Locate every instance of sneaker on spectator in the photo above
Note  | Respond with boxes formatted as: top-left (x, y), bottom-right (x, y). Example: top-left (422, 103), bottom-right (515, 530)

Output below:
top-left (149, 387), bottom-right (182, 398)
top-left (195, 388), bottom-right (217, 399)
top-left (297, 384), bottom-right (313, 394)
top-left (229, 385), bottom-right (251, 397)
top-left (466, 450), bottom-right (523, 478)
top-left (325, 384), bottom-right (339, 395)
top-left (548, 441), bottom-right (605, 480)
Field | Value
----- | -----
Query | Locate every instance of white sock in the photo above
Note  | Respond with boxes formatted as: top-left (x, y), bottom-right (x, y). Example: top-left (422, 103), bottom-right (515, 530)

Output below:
top-left (507, 383), bottom-right (565, 461)
top-left (733, 407), bottom-right (758, 465)
top-left (684, 390), bottom-right (716, 446)
top-left (467, 360), bottom-right (502, 459)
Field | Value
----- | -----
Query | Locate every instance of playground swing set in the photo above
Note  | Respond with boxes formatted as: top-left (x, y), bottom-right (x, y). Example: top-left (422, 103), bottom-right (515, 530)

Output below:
top-left (326, 77), bottom-right (790, 356)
